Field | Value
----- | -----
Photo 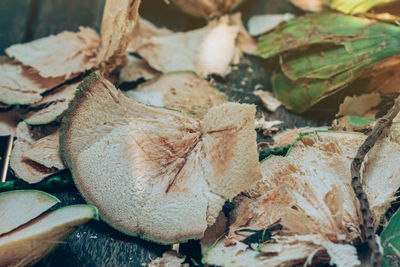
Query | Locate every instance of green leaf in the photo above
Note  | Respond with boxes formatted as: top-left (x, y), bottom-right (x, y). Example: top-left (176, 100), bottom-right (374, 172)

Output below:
top-left (258, 145), bottom-right (290, 162)
top-left (381, 209), bottom-right (400, 266)
top-left (347, 115), bottom-right (376, 127)
top-left (329, 0), bottom-right (397, 14)
top-left (0, 172), bottom-right (73, 192)
top-left (238, 224), bottom-right (282, 246)
top-left (258, 13), bottom-right (400, 113)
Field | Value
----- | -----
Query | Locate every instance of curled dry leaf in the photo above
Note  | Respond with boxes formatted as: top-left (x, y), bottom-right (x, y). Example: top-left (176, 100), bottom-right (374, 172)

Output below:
top-left (23, 82), bottom-right (79, 125)
top-left (129, 14), bottom-right (256, 77)
top-left (125, 72), bottom-right (227, 116)
top-left (97, 0), bottom-right (141, 74)
top-left (6, 27), bottom-right (99, 79)
top-left (119, 54), bottom-right (160, 84)
top-left (10, 122), bottom-right (65, 184)
top-left (205, 128), bottom-right (400, 266)
top-left (247, 13), bottom-right (295, 36)
top-left (0, 109), bottom-right (20, 136)
top-left (171, 0), bottom-right (245, 19)
top-left (0, 57), bottom-right (65, 105)
top-left (148, 251), bottom-right (188, 267)
top-left (60, 73), bottom-right (261, 244)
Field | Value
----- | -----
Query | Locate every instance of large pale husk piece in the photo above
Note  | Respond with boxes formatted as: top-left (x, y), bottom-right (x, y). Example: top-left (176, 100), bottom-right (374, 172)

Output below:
top-left (61, 73), bottom-right (261, 244)
top-left (6, 27), bottom-right (99, 79)
top-left (0, 57), bottom-right (65, 105)
top-left (129, 14), bottom-right (257, 77)
top-left (171, 0), bottom-right (245, 19)
top-left (205, 127), bottom-right (400, 266)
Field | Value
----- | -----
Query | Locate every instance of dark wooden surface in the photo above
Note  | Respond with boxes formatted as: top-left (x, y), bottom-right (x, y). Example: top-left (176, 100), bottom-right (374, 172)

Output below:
top-left (0, 1), bottom-right (336, 266)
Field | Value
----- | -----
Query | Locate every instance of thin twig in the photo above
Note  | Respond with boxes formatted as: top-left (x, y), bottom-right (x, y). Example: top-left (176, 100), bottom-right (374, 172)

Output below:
top-left (1, 136), bottom-right (13, 183)
top-left (351, 97), bottom-right (400, 267)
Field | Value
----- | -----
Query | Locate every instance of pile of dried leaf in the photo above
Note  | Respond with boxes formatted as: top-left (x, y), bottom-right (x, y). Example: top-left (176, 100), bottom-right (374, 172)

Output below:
top-left (2, 0), bottom-right (400, 266)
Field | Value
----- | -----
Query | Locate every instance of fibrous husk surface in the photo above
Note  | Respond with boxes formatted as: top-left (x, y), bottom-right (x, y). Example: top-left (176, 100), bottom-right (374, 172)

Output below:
top-left (205, 127), bottom-right (400, 266)
top-left (23, 82), bottom-right (79, 125)
top-left (119, 54), bottom-right (160, 84)
top-left (6, 27), bottom-right (99, 79)
top-left (97, 0), bottom-right (141, 74)
top-left (10, 122), bottom-right (65, 184)
top-left (0, 57), bottom-right (66, 105)
top-left (61, 73), bottom-right (261, 244)
top-left (125, 72), bottom-right (227, 116)
top-left (129, 14), bottom-right (257, 77)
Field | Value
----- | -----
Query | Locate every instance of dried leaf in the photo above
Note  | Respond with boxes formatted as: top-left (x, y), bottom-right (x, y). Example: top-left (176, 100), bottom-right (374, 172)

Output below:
top-left (0, 57), bottom-right (65, 105)
top-left (247, 14), bottom-right (295, 36)
top-left (6, 27), bottom-right (99, 79)
top-left (124, 72), bottom-right (227, 116)
top-left (337, 93), bottom-right (381, 118)
top-left (171, 0), bottom-right (244, 19)
top-left (119, 54), bottom-right (160, 83)
top-left (130, 14), bottom-right (255, 77)
top-left (23, 82), bottom-right (79, 125)
top-left (10, 122), bottom-right (65, 184)
top-left (97, 0), bottom-right (141, 74)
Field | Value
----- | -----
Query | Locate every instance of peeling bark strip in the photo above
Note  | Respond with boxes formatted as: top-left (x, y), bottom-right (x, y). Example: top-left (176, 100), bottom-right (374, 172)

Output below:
top-left (351, 97), bottom-right (400, 267)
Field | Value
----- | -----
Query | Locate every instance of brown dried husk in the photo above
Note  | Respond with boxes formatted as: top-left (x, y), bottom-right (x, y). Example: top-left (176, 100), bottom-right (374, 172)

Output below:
top-left (5, 27), bottom-right (99, 79)
top-left (205, 128), bottom-right (400, 266)
top-left (10, 122), bottom-right (65, 184)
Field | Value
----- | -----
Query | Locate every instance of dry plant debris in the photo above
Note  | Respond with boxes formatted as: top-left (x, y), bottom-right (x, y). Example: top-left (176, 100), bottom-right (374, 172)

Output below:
top-left (128, 14), bottom-right (257, 77)
top-left (10, 122), bottom-right (65, 184)
top-left (118, 54), bottom-right (160, 83)
top-left (148, 251), bottom-right (188, 267)
top-left (205, 124), bottom-right (400, 266)
top-left (2, 0), bottom-right (400, 266)
top-left (61, 73), bottom-right (261, 244)
top-left (124, 72), bottom-right (227, 116)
